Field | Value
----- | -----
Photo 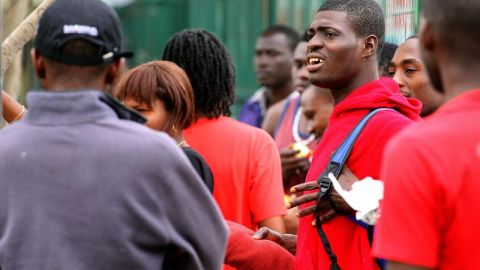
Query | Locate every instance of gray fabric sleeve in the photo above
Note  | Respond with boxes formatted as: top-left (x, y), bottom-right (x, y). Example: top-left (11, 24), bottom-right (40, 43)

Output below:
top-left (125, 136), bottom-right (228, 270)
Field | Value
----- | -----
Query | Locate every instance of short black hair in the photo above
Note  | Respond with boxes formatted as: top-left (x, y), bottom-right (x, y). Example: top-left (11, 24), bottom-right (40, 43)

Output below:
top-left (162, 29), bottom-right (235, 118)
top-left (423, 0), bottom-right (480, 61)
top-left (379, 42), bottom-right (398, 73)
top-left (261, 25), bottom-right (301, 52)
top-left (318, 0), bottom-right (385, 55)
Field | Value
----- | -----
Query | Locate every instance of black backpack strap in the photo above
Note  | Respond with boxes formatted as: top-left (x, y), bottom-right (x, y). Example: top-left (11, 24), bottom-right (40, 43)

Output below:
top-left (314, 108), bottom-right (394, 269)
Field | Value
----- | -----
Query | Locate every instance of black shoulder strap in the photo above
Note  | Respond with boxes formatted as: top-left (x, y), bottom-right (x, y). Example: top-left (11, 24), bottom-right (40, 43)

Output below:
top-left (99, 92), bottom-right (147, 124)
top-left (314, 108), bottom-right (394, 270)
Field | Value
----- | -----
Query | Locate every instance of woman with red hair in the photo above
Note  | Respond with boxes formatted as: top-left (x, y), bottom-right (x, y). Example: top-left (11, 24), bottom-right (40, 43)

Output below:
top-left (115, 60), bottom-right (213, 192)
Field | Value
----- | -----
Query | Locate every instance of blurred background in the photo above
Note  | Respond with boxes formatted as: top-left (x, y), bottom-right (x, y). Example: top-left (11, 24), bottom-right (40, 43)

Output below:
top-left (2, 0), bottom-right (421, 117)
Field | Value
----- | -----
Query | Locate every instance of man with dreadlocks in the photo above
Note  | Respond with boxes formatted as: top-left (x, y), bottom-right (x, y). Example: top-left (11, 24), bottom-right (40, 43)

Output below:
top-left (162, 29), bottom-right (286, 233)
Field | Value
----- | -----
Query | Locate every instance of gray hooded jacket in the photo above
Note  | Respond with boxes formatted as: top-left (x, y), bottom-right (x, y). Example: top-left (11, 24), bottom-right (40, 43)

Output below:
top-left (0, 90), bottom-right (227, 270)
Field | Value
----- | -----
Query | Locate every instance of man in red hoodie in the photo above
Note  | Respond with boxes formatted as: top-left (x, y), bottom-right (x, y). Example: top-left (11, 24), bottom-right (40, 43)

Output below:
top-left (373, 0), bottom-right (480, 269)
top-left (291, 0), bottom-right (422, 269)
top-left (255, 0), bottom-right (421, 269)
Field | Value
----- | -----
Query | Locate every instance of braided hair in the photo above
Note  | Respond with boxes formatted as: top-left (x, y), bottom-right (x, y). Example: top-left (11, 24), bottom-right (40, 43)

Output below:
top-left (162, 29), bottom-right (235, 118)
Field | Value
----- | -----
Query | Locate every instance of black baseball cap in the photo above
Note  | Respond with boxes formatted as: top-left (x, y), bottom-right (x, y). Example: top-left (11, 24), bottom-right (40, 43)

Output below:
top-left (34, 0), bottom-right (132, 66)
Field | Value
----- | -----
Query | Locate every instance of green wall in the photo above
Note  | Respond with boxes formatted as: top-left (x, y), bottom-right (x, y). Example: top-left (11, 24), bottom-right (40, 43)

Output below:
top-left (117, 0), bottom-right (421, 117)
top-left (117, 0), bottom-right (271, 117)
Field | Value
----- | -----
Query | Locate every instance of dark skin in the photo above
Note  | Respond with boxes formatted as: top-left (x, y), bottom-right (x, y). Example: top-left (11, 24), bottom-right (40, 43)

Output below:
top-left (252, 227), bottom-right (297, 255)
top-left (288, 167), bottom-right (357, 224)
top-left (261, 99), bottom-right (285, 137)
top-left (261, 40), bottom-right (314, 190)
top-left (2, 90), bottom-right (27, 123)
top-left (383, 12), bottom-right (480, 270)
top-left (254, 10), bottom-right (382, 249)
top-left (290, 10), bottom-right (380, 220)
top-left (254, 33), bottom-right (295, 108)
top-left (254, 167), bottom-right (358, 250)
top-left (420, 17), bottom-right (480, 102)
top-left (2, 50), bottom-right (122, 123)
top-left (300, 85), bottom-right (333, 140)
top-left (31, 48), bottom-right (120, 91)
top-left (261, 40), bottom-right (310, 138)
top-left (292, 41), bottom-right (310, 92)
top-left (261, 101), bottom-right (310, 186)
top-left (306, 11), bottom-right (379, 105)
top-left (387, 262), bottom-right (429, 270)
top-left (388, 38), bottom-right (443, 117)
top-left (280, 149), bottom-right (309, 184)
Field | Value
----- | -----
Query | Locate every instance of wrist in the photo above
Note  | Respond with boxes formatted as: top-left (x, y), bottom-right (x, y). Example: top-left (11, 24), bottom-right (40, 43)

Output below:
top-left (279, 233), bottom-right (297, 255)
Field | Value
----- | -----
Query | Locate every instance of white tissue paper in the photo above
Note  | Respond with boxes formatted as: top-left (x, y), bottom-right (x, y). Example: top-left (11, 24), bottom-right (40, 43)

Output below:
top-left (328, 173), bottom-right (383, 225)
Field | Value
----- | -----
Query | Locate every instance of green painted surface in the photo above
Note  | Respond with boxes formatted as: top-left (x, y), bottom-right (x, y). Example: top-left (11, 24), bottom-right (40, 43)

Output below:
top-left (116, 0), bottom-right (421, 117)
top-left (117, 0), bottom-right (188, 66)
top-left (117, 0), bottom-right (268, 117)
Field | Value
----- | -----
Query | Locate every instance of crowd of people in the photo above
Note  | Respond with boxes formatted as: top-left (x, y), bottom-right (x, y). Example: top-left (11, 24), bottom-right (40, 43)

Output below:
top-left (1, 0), bottom-right (479, 269)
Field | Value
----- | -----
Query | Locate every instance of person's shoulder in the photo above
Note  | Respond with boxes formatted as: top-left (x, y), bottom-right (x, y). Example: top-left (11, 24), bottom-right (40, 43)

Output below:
top-left (215, 116), bottom-right (256, 131)
top-left (0, 122), bottom-right (27, 148)
top-left (104, 118), bottom-right (180, 156)
top-left (261, 100), bottom-right (287, 136)
top-left (364, 108), bottom-right (419, 135)
top-left (220, 117), bottom-right (276, 146)
top-left (382, 118), bottom-right (441, 161)
top-left (110, 118), bottom-right (171, 141)
top-left (350, 109), bottom-right (420, 158)
top-left (267, 99), bottom-right (287, 117)
top-left (241, 88), bottom-right (265, 107)
top-left (232, 118), bottom-right (274, 139)
top-left (393, 110), bottom-right (469, 149)
top-left (182, 147), bottom-right (203, 161)
top-left (371, 108), bottom-right (417, 124)
top-left (198, 117), bottom-right (274, 145)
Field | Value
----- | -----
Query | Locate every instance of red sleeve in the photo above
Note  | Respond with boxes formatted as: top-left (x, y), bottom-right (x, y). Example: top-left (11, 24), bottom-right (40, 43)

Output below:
top-left (249, 130), bottom-right (287, 223)
top-left (224, 221), bottom-right (295, 270)
top-left (349, 110), bottom-right (414, 179)
top-left (372, 131), bottom-right (443, 268)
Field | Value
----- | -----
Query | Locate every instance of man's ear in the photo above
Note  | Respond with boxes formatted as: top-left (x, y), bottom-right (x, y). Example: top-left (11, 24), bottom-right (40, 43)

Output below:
top-left (362, 35), bottom-right (379, 58)
top-left (105, 58), bottom-right (122, 85)
top-left (31, 48), bottom-right (46, 79)
top-left (419, 19), bottom-right (435, 54)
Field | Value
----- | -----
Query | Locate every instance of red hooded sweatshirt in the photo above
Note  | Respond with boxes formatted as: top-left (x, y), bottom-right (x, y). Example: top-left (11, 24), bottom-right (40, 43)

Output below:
top-left (295, 78), bottom-right (421, 270)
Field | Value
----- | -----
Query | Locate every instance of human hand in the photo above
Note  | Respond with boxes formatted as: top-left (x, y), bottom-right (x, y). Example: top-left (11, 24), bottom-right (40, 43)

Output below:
top-left (329, 169), bottom-right (383, 225)
top-left (336, 166), bottom-right (359, 191)
top-left (252, 227), bottom-right (297, 255)
top-left (288, 167), bottom-right (357, 225)
top-left (280, 147), bottom-right (309, 181)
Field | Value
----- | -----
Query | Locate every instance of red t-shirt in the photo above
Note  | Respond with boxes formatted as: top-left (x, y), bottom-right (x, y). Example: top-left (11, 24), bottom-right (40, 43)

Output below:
top-left (296, 78), bottom-right (421, 270)
top-left (184, 116), bottom-right (286, 230)
top-left (373, 90), bottom-right (480, 269)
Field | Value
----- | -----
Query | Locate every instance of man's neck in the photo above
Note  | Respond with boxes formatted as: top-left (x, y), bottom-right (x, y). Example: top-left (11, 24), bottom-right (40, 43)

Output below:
top-left (47, 78), bottom-right (105, 92)
top-left (331, 65), bottom-right (379, 105)
top-left (265, 81), bottom-right (294, 108)
top-left (440, 60), bottom-right (480, 102)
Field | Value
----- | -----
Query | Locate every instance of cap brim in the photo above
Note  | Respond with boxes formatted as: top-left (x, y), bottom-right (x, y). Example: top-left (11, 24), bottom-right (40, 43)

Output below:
top-left (114, 51), bottom-right (133, 59)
